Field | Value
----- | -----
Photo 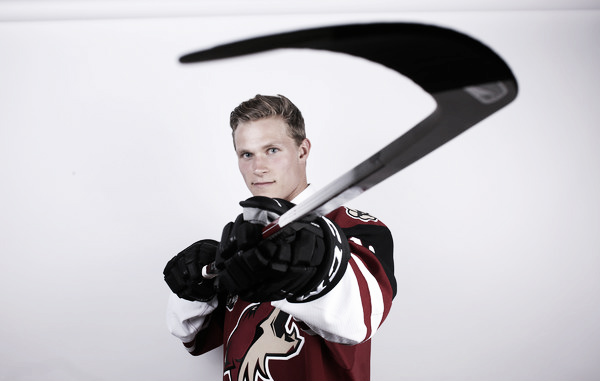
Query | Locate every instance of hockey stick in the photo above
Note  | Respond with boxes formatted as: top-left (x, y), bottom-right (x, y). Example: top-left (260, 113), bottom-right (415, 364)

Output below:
top-left (179, 23), bottom-right (518, 278)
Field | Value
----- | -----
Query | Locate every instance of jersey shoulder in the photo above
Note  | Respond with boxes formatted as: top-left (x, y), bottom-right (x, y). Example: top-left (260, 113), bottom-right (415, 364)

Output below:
top-left (326, 206), bottom-right (396, 297)
top-left (326, 206), bottom-right (387, 229)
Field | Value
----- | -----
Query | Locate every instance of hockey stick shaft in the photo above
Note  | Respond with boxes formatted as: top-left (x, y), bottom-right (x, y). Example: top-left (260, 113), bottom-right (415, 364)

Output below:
top-left (182, 23), bottom-right (518, 279)
top-left (202, 84), bottom-right (513, 278)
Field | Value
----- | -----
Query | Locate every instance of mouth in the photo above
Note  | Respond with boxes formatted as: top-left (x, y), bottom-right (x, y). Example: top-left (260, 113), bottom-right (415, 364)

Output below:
top-left (251, 180), bottom-right (275, 187)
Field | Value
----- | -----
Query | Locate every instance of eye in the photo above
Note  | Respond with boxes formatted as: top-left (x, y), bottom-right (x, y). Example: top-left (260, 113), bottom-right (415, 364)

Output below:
top-left (240, 152), bottom-right (252, 159)
top-left (267, 147), bottom-right (279, 154)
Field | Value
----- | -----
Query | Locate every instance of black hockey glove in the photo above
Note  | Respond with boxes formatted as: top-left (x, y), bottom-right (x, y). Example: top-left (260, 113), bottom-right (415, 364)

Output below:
top-left (163, 239), bottom-right (219, 302)
top-left (215, 196), bottom-right (351, 303)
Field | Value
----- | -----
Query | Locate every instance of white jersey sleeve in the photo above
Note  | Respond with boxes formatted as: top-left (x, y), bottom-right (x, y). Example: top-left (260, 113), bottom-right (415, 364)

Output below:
top-left (166, 292), bottom-right (219, 343)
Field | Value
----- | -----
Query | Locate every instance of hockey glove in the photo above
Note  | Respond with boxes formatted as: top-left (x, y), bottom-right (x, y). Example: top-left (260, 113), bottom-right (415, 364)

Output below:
top-left (163, 239), bottom-right (219, 302)
top-left (215, 196), bottom-right (351, 303)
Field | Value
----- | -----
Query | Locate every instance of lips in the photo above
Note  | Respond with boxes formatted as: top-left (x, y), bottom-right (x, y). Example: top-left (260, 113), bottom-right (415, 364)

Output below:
top-left (252, 180), bottom-right (275, 187)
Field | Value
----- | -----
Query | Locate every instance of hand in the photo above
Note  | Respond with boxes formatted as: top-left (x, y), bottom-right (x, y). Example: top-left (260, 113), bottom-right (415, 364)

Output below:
top-left (163, 239), bottom-right (219, 302)
top-left (215, 196), bottom-right (351, 303)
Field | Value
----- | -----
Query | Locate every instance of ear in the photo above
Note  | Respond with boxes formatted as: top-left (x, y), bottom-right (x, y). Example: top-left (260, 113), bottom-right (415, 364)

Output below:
top-left (298, 138), bottom-right (311, 161)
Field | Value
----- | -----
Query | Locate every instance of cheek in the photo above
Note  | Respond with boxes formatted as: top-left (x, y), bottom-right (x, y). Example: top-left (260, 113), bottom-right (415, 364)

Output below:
top-left (275, 154), bottom-right (294, 168)
top-left (238, 162), bottom-right (250, 178)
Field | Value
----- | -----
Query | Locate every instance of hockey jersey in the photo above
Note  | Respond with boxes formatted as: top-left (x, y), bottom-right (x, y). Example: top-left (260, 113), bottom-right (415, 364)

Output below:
top-left (167, 203), bottom-right (396, 381)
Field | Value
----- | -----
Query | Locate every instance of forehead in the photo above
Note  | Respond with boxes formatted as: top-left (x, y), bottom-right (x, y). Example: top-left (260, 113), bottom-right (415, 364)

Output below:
top-left (233, 117), bottom-right (294, 150)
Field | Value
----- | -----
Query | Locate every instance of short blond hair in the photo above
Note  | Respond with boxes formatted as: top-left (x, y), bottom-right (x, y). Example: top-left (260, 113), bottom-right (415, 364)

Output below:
top-left (229, 94), bottom-right (306, 146)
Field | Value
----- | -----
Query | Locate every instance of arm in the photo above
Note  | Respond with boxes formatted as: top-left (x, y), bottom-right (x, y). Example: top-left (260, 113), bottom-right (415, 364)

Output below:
top-left (273, 208), bottom-right (396, 344)
top-left (163, 240), bottom-right (225, 355)
top-left (166, 294), bottom-right (226, 355)
top-left (166, 293), bottom-right (218, 344)
top-left (214, 198), bottom-right (396, 344)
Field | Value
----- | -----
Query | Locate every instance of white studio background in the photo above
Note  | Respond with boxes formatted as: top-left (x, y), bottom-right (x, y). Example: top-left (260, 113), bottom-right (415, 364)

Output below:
top-left (1, 5), bottom-right (599, 381)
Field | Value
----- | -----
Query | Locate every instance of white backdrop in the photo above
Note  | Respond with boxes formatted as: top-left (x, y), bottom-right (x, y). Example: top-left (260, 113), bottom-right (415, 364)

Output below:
top-left (1, 6), bottom-right (599, 381)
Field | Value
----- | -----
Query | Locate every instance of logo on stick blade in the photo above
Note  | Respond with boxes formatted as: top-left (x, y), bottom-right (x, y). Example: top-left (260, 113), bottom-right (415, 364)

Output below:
top-left (464, 82), bottom-right (509, 104)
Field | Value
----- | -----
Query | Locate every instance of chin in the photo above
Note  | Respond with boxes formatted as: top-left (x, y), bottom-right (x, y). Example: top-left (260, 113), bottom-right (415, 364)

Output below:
top-left (251, 190), bottom-right (277, 199)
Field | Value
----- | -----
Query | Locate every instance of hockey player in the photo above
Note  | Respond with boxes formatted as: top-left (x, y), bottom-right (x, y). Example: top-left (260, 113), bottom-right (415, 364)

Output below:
top-left (164, 94), bottom-right (397, 381)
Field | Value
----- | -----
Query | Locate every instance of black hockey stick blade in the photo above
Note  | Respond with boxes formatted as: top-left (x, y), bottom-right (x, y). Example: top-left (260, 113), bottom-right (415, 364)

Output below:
top-left (180, 22), bottom-right (518, 232)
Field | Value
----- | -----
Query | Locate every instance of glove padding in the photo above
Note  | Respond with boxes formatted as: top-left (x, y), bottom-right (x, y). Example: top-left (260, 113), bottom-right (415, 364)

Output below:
top-left (215, 196), bottom-right (350, 303)
top-left (163, 239), bottom-right (219, 302)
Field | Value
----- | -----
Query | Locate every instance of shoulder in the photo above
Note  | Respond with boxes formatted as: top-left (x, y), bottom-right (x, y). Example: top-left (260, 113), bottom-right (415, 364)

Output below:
top-left (325, 206), bottom-right (388, 229)
top-left (326, 206), bottom-right (393, 247)
top-left (326, 206), bottom-right (396, 297)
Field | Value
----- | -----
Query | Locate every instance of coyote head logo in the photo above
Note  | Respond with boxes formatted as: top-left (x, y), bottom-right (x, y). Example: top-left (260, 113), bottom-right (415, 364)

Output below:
top-left (224, 305), bottom-right (304, 381)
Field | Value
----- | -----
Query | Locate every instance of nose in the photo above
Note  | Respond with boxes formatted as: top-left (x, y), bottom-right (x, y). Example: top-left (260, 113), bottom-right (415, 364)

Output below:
top-left (252, 157), bottom-right (268, 175)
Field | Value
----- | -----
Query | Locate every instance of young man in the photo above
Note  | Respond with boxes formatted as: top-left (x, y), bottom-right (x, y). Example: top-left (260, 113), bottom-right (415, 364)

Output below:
top-left (164, 94), bottom-right (397, 381)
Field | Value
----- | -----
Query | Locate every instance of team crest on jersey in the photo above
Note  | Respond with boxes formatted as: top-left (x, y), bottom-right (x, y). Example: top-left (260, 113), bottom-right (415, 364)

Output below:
top-left (345, 207), bottom-right (378, 222)
top-left (224, 304), bottom-right (304, 381)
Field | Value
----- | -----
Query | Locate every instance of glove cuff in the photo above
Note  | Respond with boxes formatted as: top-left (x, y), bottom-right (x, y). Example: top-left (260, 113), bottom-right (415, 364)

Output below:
top-left (288, 217), bottom-right (350, 303)
top-left (240, 196), bottom-right (295, 226)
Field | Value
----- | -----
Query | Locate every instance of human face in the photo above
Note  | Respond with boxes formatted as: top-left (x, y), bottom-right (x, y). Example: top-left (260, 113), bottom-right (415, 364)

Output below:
top-left (234, 117), bottom-right (310, 201)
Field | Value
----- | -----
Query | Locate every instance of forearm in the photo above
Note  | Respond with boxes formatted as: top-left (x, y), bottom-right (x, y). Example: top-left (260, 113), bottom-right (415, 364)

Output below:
top-left (272, 254), bottom-right (389, 345)
top-left (166, 292), bottom-right (218, 343)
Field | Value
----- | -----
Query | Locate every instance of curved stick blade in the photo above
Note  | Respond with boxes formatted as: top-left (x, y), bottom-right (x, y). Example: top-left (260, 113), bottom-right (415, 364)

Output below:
top-left (181, 23), bottom-right (518, 242)
top-left (180, 23), bottom-right (517, 95)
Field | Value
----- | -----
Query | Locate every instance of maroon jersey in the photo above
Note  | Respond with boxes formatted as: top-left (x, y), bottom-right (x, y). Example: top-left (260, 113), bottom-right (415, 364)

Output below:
top-left (178, 206), bottom-right (396, 381)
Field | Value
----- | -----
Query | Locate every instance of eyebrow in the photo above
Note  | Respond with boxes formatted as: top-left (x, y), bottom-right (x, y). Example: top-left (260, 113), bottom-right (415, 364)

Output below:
top-left (236, 141), bottom-right (284, 155)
